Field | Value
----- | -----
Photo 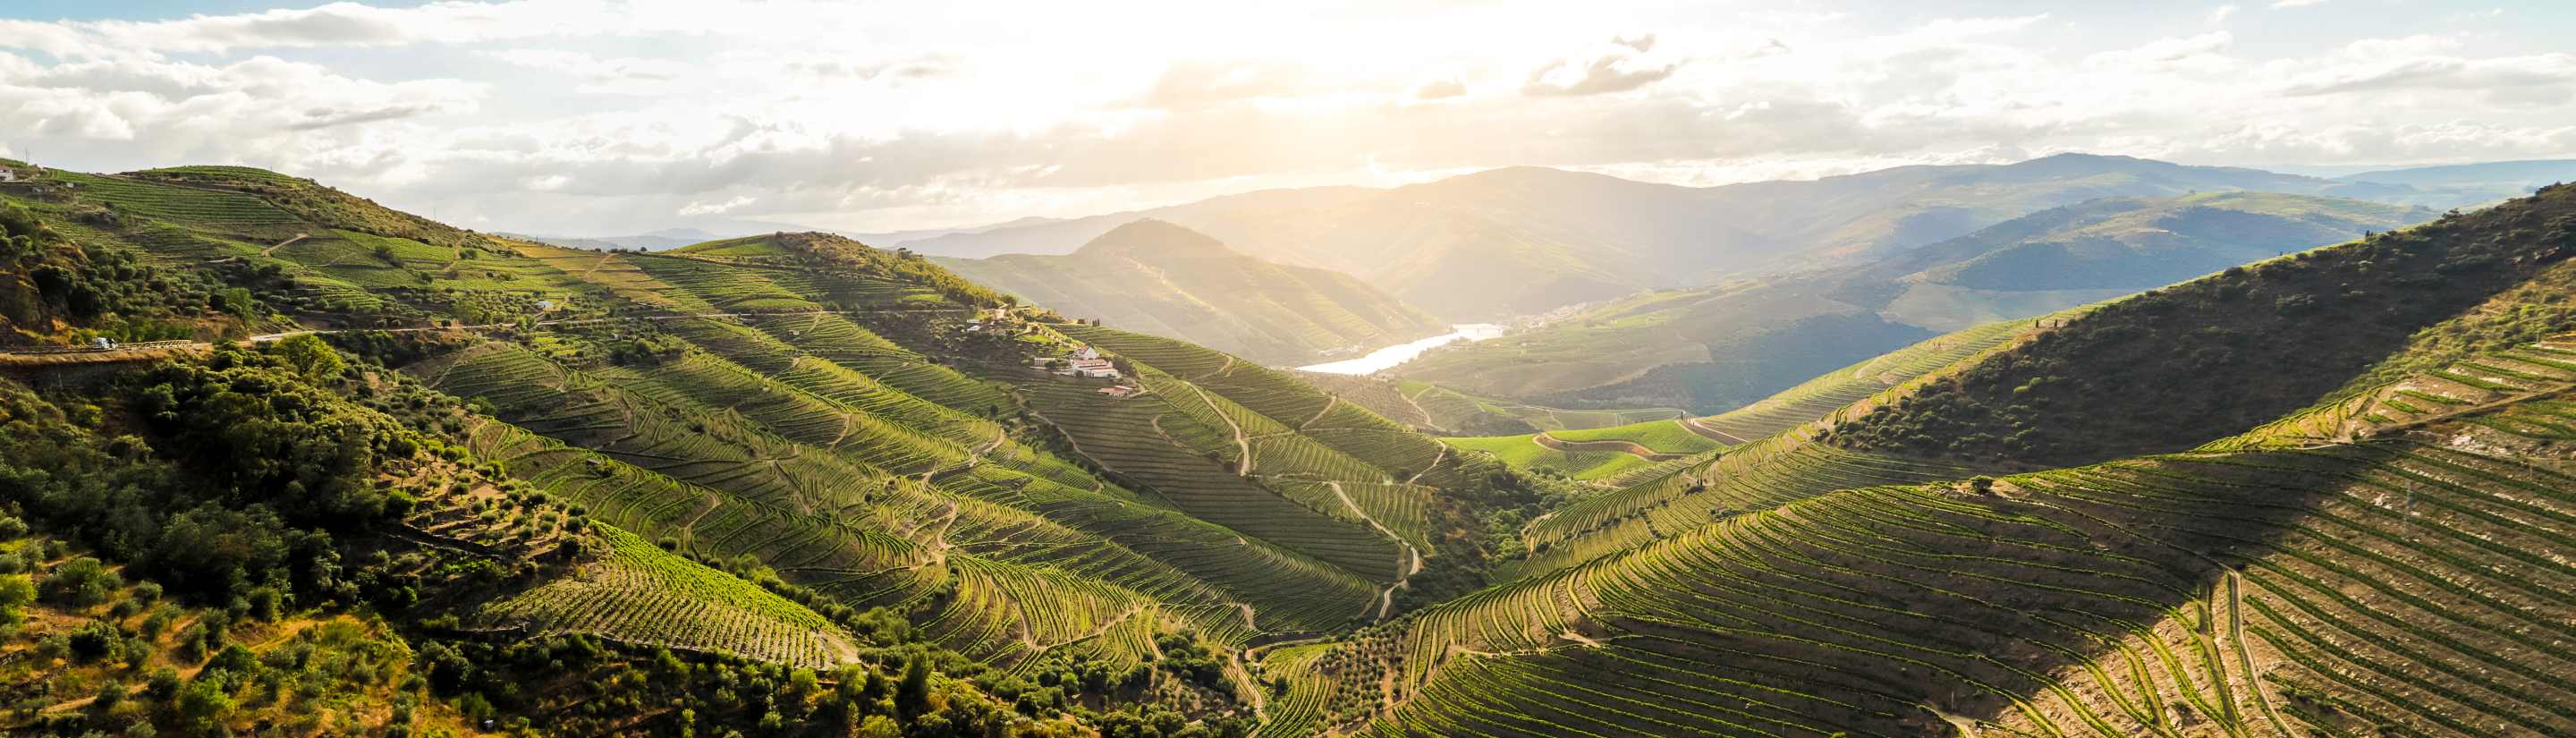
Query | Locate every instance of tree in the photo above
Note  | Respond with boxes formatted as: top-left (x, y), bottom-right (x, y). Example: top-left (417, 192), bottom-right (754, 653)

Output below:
top-left (896, 657), bottom-right (931, 715)
top-left (0, 574), bottom-right (33, 626)
top-left (272, 334), bottom-right (343, 381)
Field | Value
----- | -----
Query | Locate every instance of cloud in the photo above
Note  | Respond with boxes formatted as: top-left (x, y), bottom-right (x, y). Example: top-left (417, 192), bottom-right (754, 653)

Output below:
top-left (0, 1), bottom-right (587, 57)
top-left (2086, 32), bottom-right (2233, 70)
top-left (0, 53), bottom-right (483, 143)
top-left (1411, 78), bottom-right (1467, 101)
top-left (680, 194), bottom-right (757, 216)
top-left (1521, 36), bottom-right (1683, 97)
top-left (481, 49), bottom-right (698, 93)
top-left (2279, 47), bottom-right (2576, 102)
top-left (780, 55), bottom-right (954, 82)
top-left (1132, 61), bottom-right (1324, 108)
top-left (2271, 0), bottom-right (2326, 7)
top-left (289, 102), bottom-right (454, 130)
top-left (2207, 5), bottom-right (2239, 26)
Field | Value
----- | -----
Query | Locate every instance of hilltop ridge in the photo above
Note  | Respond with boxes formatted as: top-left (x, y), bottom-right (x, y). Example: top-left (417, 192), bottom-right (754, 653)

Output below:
top-left (938, 220), bottom-right (1450, 365)
top-left (879, 154), bottom-right (2513, 319)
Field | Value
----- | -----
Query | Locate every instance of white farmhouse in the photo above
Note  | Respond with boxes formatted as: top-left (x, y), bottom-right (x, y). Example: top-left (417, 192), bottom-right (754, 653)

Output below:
top-left (0, 167), bottom-right (16, 182)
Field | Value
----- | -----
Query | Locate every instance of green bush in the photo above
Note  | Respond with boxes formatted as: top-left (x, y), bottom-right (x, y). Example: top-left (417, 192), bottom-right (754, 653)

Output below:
top-left (42, 556), bottom-right (121, 607)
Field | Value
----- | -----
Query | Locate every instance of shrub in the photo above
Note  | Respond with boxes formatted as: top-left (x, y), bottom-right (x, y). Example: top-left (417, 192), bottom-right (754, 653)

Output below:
top-left (42, 557), bottom-right (121, 607)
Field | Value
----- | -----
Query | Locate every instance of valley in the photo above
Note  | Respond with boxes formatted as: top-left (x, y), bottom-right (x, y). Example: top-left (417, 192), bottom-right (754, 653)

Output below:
top-left (1, 143), bottom-right (2572, 738)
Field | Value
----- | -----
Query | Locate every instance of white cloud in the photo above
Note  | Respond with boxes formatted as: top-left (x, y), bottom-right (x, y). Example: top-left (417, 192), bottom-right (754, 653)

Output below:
top-left (2272, 0), bottom-right (2326, 7)
top-left (2087, 32), bottom-right (2234, 70)
top-left (1411, 78), bottom-right (1468, 101)
top-left (1521, 35), bottom-right (1684, 97)
top-left (680, 195), bottom-right (756, 216)
top-left (2207, 5), bottom-right (2240, 26)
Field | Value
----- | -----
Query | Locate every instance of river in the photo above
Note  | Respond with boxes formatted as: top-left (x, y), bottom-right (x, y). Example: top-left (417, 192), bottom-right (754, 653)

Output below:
top-left (1295, 324), bottom-right (1503, 375)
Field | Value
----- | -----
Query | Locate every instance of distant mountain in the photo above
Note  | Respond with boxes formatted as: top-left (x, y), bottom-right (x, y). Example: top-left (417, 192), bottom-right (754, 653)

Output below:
top-left (936, 219), bottom-right (1450, 365)
top-left (844, 215), bottom-right (1071, 249)
top-left (1860, 191), bottom-right (2438, 330)
top-left (887, 187), bottom-right (1379, 259)
top-left (2328, 158), bottom-right (2576, 207)
top-left (1390, 191), bottom-right (2436, 411)
top-left (512, 227), bottom-right (726, 251)
top-left (882, 154), bottom-right (2477, 320)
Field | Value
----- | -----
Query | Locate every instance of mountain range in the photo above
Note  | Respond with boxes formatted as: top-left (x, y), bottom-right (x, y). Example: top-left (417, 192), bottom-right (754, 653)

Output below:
top-left (933, 220), bottom-right (1448, 365)
top-left (865, 155), bottom-right (2572, 320)
top-left (506, 226), bottom-right (731, 251)
top-left (1392, 191), bottom-right (2437, 411)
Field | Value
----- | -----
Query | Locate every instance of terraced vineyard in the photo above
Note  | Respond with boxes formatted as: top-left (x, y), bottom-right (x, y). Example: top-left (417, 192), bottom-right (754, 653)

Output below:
top-left (1394, 379), bottom-right (1687, 434)
top-left (2215, 335), bottom-right (2576, 449)
top-left (1055, 325), bottom-right (1497, 490)
top-left (1441, 418), bottom-right (1724, 483)
top-left (371, 224), bottom-right (1530, 667)
top-left (46, 170), bottom-right (309, 237)
top-left (1686, 316), bottom-right (2040, 444)
top-left (486, 526), bottom-right (863, 669)
top-left (1267, 405), bottom-right (2576, 737)
top-left (21, 157), bottom-right (2572, 737)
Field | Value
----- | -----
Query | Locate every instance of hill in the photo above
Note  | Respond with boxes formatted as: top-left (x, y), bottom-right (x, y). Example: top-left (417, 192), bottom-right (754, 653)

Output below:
top-left (2330, 158), bottom-right (2576, 207)
top-left (1244, 184), bottom-right (2576, 738)
top-left (507, 227), bottom-right (723, 252)
top-left (0, 160), bottom-right (1546, 735)
top-left (936, 220), bottom-right (1451, 365)
top-left (887, 155), bottom-right (2479, 319)
top-left (1390, 191), bottom-right (2433, 411)
top-left (11, 157), bottom-right (2575, 738)
top-left (1827, 183), bottom-right (2576, 466)
top-left (1867, 191), bottom-right (2436, 330)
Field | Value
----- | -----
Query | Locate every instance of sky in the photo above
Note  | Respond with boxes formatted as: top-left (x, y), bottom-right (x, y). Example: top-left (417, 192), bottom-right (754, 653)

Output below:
top-left (3, 1), bottom-right (2573, 236)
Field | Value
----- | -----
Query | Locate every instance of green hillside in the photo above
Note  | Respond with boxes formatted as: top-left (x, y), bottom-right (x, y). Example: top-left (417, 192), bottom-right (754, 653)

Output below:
top-left (8, 158), bottom-right (2573, 738)
top-left (1828, 184), bottom-right (2576, 466)
top-left (936, 220), bottom-right (1449, 365)
top-left (0, 162), bottom-right (1546, 735)
top-left (1394, 284), bottom-right (1940, 411)
top-left (1238, 184), bottom-right (2576, 738)
top-left (1436, 420), bottom-right (1720, 483)
top-left (1872, 191), bottom-right (2435, 330)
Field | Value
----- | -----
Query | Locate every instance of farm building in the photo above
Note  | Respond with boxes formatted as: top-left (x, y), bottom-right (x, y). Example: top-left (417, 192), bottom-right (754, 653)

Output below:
top-left (1096, 385), bottom-right (1137, 398)
top-left (1063, 357), bottom-right (1120, 378)
top-left (0, 167), bottom-right (15, 182)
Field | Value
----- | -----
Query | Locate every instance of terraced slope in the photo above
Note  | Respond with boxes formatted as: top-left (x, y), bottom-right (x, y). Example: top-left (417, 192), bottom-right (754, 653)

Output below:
top-left (1461, 317), bottom-right (2052, 579)
top-left (1250, 397), bottom-right (2576, 737)
top-left (485, 525), bottom-right (864, 669)
top-left (1241, 186), bottom-right (2576, 738)
top-left (1393, 379), bottom-right (1685, 435)
top-left (1688, 316), bottom-right (2041, 445)
top-left (14, 165), bottom-right (614, 326)
top-left (1436, 419), bottom-right (1718, 483)
top-left (1038, 324), bottom-right (1539, 618)
top-left (1052, 326), bottom-right (1496, 490)
top-left (1831, 183), bottom-right (2576, 466)
top-left (376, 225), bottom-right (1529, 666)
top-left (419, 328), bottom-right (1370, 662)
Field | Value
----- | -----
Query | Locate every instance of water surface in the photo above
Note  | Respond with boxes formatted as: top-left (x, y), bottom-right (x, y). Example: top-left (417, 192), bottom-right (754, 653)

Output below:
top-left (1296, 324), bottom-right (1502, 375)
